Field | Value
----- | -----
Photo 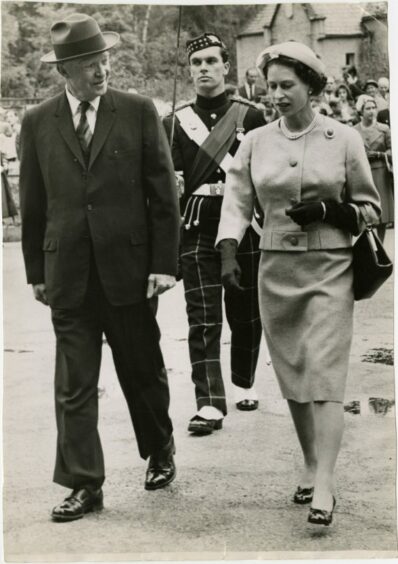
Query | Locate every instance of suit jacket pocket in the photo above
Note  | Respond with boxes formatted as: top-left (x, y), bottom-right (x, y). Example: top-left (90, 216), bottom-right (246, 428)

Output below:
top-left (42, 238), bottom-right (58, 252)
top-left (109, 147), bottom-right (135, 159)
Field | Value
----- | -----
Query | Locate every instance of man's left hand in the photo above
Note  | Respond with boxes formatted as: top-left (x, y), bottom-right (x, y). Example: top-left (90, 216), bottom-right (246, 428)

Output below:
top-left (146, 274), bottom-right (176, 298)
top-left (285, 201), bottom-right (324, 226)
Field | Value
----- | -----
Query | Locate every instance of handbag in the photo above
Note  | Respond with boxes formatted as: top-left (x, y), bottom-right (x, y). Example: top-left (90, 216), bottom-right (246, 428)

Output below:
top-left (352, 224), bottom-right (393, 300)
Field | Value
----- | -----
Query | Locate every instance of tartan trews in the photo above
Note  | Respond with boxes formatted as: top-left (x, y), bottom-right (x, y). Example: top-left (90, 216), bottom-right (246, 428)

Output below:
top-left (180, 226), bottom-right (261, 414)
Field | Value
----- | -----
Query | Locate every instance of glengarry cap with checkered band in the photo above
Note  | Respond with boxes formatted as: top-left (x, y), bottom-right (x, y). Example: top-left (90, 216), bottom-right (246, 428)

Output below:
top-left (256, 41), bottom-right (325, 79)
top-left (186, 33), bottom-right (226, 59)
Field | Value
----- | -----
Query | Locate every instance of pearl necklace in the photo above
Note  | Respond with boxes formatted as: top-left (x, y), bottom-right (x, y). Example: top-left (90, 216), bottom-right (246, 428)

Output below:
top-left (280, 114), bottom-right (318, 140)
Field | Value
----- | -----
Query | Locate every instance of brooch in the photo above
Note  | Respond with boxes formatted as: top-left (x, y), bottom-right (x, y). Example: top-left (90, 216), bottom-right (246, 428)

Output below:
top-left (324, 128), bottom-right (335, 139)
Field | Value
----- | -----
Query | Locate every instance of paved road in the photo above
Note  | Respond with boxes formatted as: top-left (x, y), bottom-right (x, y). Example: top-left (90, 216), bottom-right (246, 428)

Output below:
top-left (2, 233), bottom-right (397, 562)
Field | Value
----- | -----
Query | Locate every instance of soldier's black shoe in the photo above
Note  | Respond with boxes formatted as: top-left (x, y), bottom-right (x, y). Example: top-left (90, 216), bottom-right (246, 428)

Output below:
top-left (236, 399), bottom-right (259, 411)
top-left (51, 487), bottom-right (103, 522)
top-left (187, 415), bottom-right (223, 435)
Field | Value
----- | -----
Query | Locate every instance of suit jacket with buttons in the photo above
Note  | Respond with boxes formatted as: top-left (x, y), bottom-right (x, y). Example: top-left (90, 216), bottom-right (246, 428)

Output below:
top-left (216, 114), bottom-right (381, 251)
top-left (19, 87), bottom-right (180, 309)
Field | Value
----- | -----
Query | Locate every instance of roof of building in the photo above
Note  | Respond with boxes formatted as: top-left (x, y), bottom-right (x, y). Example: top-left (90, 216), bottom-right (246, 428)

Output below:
top-left (238, 2), bottom-right (387, 37)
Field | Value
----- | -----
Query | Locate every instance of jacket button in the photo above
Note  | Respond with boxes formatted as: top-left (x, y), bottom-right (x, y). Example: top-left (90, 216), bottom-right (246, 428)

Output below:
top-left (87, 204), bottom-right (93, 211)
top-left (289, 236), bottom-right (298, 246)
top-left (289, 160), bottom-right (298, 167)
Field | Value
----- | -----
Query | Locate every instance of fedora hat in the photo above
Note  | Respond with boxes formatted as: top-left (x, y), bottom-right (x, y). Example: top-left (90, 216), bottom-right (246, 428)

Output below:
top-left (41, 13), bottom-right (120, 64)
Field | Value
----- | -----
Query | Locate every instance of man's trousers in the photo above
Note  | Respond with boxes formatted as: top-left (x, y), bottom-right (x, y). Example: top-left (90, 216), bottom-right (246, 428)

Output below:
top-left (51, 260), bottom-right (173, 490)
top-left (180, 225), bottom-right (262, 415)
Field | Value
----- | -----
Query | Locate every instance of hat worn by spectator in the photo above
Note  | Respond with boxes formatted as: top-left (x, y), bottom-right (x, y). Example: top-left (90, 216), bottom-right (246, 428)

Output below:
top-left (356, 94), bottom-right (377, 114)
top-left (41, 13), bottom-right (120, 64)
top-left (186, 32), bottom-right (226, 59)
top-left (364, 79), bottom-right (378, 89)
top-left (256, 41), bottom-right (326, 79)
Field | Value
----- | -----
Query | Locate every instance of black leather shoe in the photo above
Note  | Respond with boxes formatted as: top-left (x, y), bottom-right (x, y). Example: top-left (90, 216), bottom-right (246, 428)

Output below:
top-left (293, 486), bottom-right (314, 504)
top-left (308, 496), bottom-right (336, 526)
top-left (51, 487), bottom-right (103, 522)
top-left (145, 445), bottom-right (176, 491)
top-left (236, 399), bottom-right (259, 411)
top-left (187, 415), bottom-right (223, 435)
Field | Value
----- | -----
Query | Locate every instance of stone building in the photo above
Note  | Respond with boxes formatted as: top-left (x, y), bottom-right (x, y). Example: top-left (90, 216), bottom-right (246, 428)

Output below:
top-left (236, 2), bottom-right (389, 84)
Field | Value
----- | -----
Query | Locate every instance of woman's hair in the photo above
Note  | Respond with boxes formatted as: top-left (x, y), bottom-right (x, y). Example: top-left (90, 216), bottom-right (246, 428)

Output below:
top-left (335, 83), bottom-right (352, 101)
top-left (263, 55), bottom-right (327, 96)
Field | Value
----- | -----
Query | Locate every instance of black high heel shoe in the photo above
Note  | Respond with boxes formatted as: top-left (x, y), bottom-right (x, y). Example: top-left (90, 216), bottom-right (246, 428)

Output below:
top-left (293, 486), bottom-right (314, 504)
top-left (308, 496), bottom-right (336, 526)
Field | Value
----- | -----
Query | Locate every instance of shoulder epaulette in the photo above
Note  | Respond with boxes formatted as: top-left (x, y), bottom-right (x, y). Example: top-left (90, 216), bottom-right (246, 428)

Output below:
top-left (164, 99), bottom-right (195, 119)
top-left (229, 95), bottom-right (258, 108)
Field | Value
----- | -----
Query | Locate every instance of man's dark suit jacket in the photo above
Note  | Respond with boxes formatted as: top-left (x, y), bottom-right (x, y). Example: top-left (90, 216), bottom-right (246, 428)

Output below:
top-left (20, 87), bottom-right (179, 309)
top-left (238, 84), bottom-right (267, 104)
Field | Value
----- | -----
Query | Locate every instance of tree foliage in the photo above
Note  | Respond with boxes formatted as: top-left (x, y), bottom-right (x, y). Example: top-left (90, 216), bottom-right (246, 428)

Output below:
top-left (1, 2), bottom-right (260, 101)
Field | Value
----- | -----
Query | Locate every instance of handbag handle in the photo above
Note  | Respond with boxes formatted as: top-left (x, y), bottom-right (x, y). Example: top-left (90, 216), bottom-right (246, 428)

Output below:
top-left (384, 152), bottom-right (393, 173)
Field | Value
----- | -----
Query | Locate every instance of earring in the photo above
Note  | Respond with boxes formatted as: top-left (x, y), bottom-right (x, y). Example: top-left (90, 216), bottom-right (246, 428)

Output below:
top-left (309, 89), bottom-right (313, 95)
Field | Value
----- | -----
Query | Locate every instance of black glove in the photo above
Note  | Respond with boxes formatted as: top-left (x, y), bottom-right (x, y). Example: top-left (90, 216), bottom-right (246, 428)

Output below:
top-left (218, 239), bottom-right (243, 293)
top-left (285, 201), bottom-right (324, 226)
top-left (324, 200), bottom-right (359, 235)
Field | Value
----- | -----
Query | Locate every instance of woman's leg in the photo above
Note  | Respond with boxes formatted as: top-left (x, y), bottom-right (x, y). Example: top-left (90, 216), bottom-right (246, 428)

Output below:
top-left (287, 400), bottom-right (318, 488)
top-left (312, 400), bottom-right (344, 510)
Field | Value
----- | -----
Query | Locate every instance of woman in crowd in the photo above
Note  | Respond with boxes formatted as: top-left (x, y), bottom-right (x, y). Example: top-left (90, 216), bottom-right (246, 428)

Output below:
top-left (335, 83), bottom-right (358, 125)
top-left (216, 41), bottom-right (380, 526)
top-left (354, 95), bottom-right (393, 241)
top-left (364, 79), bottom-right (388, 112)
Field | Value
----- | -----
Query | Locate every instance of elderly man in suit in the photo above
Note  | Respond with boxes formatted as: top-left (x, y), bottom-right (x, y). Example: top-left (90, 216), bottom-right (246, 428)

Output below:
top-left (238, 67), bottom-right (267, 104)
top-left (19, 13), bottom-right (180, 522)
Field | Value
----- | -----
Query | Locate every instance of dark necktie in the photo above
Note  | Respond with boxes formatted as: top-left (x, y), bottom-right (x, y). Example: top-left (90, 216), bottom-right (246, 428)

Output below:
top-left (76, 101), bottom-right (93, 163)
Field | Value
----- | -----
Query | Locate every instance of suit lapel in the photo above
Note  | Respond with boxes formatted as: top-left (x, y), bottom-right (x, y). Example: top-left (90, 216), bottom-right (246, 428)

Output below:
top-left (88, 91), bottom-right (116, 169)
top-left (55, 93), bottom-right (86, 169)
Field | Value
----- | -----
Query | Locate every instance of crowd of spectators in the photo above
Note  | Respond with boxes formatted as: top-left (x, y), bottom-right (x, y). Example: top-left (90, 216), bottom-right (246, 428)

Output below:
top-left (1, 107), bottom-right (21, 222)
top-left (244, 64), bottom-right (391, 128)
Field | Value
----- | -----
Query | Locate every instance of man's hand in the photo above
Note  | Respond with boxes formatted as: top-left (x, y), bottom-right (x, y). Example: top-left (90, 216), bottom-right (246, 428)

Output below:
top-left (32, 283), bottom-right (49, 306)
top-left (146, 274), bottom-right (176, 298)
top-left (285, 201), bottom-right (324, 226)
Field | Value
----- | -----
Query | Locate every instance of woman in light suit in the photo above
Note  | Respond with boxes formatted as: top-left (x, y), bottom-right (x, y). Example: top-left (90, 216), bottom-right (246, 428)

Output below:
top-left (354, 95), bottom-right (393, 242)
top-left (216, 42), bottom-right (380, 526)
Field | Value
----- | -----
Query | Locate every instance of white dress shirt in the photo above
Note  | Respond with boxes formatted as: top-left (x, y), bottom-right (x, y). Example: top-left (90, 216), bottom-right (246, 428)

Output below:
top-left (65, 88), bottom-right (101, 134)
top-left (244, 82), bottom-right (254, 100)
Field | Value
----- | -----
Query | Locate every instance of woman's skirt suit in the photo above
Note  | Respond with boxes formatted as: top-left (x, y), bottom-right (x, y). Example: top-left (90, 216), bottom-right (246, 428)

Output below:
top-left (354, 121), bottom-right (394, 224)
top-left (216, 114), bottom-right (381, 403)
